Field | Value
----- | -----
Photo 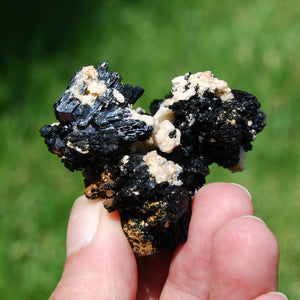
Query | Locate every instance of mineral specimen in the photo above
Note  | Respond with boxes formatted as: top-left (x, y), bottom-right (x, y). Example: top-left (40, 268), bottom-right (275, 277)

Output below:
top-left (40, 62), bottom-right (266, 256)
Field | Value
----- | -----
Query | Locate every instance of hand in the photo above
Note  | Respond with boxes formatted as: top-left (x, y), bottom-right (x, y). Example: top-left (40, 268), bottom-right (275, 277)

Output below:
top-left (50, 183), bottom-right (287, 300)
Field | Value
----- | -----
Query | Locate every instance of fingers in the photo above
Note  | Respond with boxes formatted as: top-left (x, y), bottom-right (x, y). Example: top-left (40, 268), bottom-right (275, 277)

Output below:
top-left (160, 182), bottom-right (254, 299)
top-left (50, 185), bottom-right (285, 300)
top-left (254, 292), bottom-right (288, 300)
top-left (210, 216), bottom-right (280, 299)
top-left (50, 196), bottom-right (137, 300)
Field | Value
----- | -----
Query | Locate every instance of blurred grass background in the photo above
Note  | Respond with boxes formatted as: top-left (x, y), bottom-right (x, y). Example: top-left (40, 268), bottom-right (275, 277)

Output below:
top-left (0, 0), bottom-right (299, 298)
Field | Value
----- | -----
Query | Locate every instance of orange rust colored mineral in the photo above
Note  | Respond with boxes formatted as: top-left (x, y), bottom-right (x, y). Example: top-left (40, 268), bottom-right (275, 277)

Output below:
top-left (84, 171), bottom-right (115, 210)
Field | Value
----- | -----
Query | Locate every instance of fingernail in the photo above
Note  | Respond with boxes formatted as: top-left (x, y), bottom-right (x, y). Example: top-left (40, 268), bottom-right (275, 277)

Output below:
top-left (230, 183), bottom-right (252, 199)
top-left (267, 292), bottom-right (288, 299)
top-left (66, 196), bottom-right (103, 257)
top-left (242, 215), bottom-right (266, 225)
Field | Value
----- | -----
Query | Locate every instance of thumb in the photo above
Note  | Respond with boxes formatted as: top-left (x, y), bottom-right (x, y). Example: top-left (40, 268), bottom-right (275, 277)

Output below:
top-left (50, 196), bottom-right (137, 300)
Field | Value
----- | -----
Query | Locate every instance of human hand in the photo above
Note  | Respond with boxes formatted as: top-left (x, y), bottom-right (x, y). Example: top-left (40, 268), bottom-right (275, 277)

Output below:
top-left (50, 183), bottom-right (287, 300)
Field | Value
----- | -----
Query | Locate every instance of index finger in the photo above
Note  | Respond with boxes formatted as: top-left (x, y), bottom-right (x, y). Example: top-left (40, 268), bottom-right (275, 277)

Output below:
top-left (160, 182), bottom-right (254, 300)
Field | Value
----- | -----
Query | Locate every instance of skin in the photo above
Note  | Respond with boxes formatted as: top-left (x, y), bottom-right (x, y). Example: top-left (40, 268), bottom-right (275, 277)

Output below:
top-left (50, 183), bottom-right (287, 300)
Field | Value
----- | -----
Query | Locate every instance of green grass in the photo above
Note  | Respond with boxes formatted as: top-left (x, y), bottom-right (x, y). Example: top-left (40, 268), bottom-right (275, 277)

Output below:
top-left (0, 0), bottom-right (299, 298)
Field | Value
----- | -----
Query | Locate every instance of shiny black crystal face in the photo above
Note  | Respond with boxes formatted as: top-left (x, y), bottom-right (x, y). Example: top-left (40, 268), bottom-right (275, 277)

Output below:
top-left (40, 62), bottom-right (152, 173)
top-left (40, 62), bottom-right (266, 256)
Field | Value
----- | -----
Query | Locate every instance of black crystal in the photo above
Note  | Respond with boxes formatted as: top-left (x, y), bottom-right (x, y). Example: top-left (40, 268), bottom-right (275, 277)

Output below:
top-left (40, 62), bottom-right (266, 256)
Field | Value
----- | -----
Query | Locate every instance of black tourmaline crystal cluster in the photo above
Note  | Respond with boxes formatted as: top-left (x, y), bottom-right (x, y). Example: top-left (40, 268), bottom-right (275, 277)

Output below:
top-left (40, 62), bottom-right (266, 256)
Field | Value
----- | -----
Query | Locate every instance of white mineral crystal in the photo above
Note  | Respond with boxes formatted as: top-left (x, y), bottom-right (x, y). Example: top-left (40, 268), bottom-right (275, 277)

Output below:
top-left (143, 150), bottom-right (183, 186)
